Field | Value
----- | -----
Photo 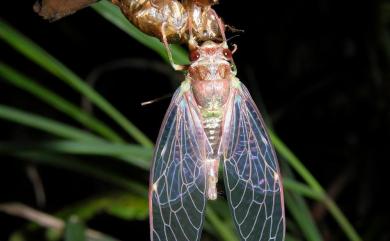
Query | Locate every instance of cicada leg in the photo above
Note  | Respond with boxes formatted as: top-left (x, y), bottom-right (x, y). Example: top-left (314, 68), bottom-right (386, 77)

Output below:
top-left (208, 8), bottom-right (226, 45)
top-left (160, 22), bottom-right (186, 71)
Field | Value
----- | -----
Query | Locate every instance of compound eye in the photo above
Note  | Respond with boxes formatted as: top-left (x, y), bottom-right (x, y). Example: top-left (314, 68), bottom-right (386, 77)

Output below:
top-left (190, 49), bottom-right (201, 62)
top-left (223, 49), bottom-right (232, 60)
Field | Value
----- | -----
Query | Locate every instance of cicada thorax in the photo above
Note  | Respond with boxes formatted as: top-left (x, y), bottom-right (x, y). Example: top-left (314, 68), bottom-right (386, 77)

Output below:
top-left (111, 0), bottom-right (223, 43)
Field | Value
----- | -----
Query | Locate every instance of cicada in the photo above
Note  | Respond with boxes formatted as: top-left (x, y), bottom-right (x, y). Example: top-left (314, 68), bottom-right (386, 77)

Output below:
top-left (149, 34), bottom-right (285, 241)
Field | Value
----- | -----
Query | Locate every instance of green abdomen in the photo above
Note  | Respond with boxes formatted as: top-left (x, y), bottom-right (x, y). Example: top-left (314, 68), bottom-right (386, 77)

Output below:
top-left (202, 109), bottom-right (223, 156)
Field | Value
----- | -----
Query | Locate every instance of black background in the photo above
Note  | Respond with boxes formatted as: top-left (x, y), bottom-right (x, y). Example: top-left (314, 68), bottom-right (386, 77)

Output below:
top-left (1, 0), bottom-right (389, 240)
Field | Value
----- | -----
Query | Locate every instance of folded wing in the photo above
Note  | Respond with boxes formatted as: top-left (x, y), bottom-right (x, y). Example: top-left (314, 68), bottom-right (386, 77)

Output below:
top-left (149, 87), bottom-right (212, 241)
top-left (221, 81), bottom-right (285, 241)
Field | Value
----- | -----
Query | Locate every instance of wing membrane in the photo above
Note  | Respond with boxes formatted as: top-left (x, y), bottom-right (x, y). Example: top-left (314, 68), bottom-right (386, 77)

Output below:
top-left (150, 87), bottom-right (211, 241)
top-left (221, 80), bottom-right (285, 241)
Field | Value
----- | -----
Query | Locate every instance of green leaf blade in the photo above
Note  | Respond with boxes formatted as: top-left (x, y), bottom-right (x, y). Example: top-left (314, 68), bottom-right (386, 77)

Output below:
top-left (0, 63), bottom-right (123, 142)
top-left (0, 104), bottom-right (102, 142)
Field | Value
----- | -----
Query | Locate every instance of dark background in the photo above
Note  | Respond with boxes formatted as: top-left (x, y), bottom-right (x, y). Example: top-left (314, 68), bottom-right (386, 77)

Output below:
top-left (1, 0), bottom-right (390, 240)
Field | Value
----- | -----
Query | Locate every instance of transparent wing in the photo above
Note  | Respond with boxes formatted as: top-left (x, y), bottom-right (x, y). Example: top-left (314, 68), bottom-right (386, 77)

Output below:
top-left (221, 81), bottom-right (285, 241)
top-left (149, 87), bottom-right (212, 241)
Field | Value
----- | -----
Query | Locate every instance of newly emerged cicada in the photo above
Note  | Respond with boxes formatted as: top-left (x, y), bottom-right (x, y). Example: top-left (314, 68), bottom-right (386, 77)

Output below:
top-left (149, 25), bottom-right (285, 241)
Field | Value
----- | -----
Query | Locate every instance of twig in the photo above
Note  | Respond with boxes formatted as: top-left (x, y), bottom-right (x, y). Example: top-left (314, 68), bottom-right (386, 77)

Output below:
top-left (0, 202), bottom-right (119, 241)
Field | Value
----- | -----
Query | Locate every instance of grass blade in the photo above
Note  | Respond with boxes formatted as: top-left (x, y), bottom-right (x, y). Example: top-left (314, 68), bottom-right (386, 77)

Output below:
top-left (0, 62), bottom-right (123, 142)
top-left (283, 179), bottom-right (322, 200)
top-left (43, 141), bottom-right (151, 169)
top-left (285, 192), bottom-right (323, 241)
top-left (206, 207), bottom-right (238, 241)
top-left (0, 104), bottom-right (102, 142)
top-left (54, 193), bottom-right (148, 223)
top-left (0, 141), bottom-right (152, 170)
top-left (42, 141), bottom-right (152, 160)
